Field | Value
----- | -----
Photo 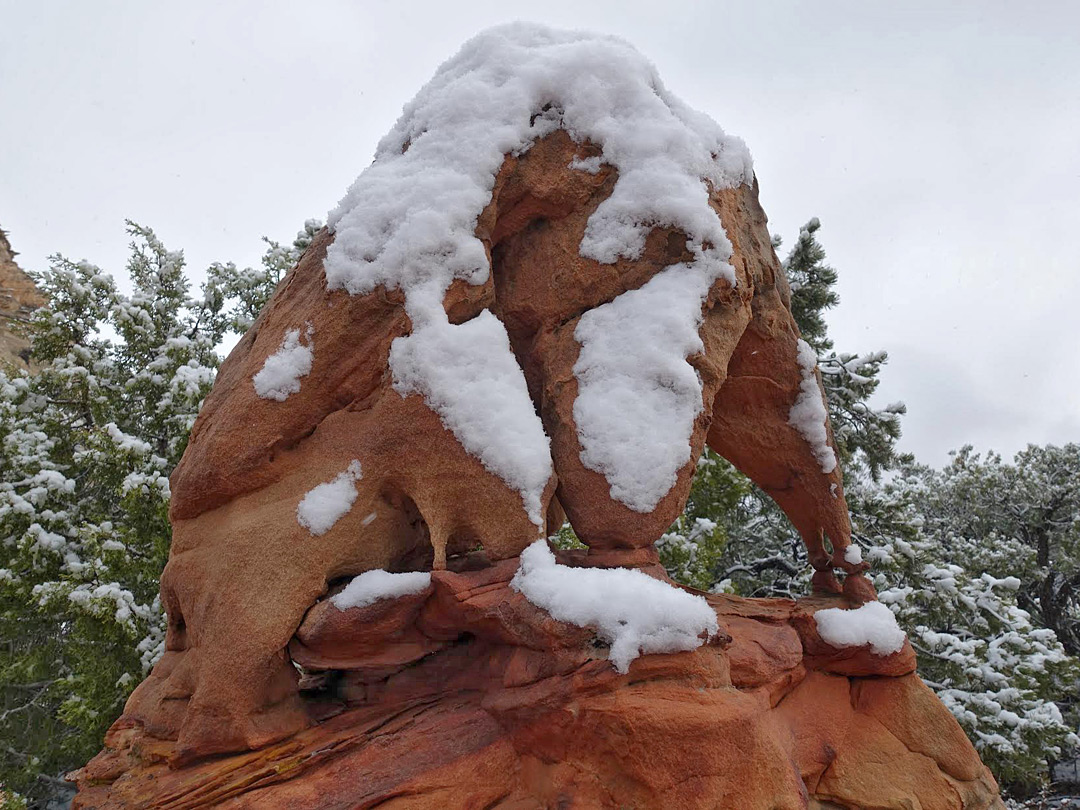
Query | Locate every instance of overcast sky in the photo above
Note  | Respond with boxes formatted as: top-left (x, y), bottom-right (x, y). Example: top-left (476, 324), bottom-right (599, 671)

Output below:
top-left (1, 0), bottom-right (1077, 466)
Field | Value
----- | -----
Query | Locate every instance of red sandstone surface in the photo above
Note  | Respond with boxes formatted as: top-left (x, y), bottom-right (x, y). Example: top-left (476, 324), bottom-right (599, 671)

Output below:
top-left (112, 132), bottom-right (871, 765)
top-left (74, 551), bottom-right (1002, 809)
top-left (70, 41), bottom-right (1003, 805)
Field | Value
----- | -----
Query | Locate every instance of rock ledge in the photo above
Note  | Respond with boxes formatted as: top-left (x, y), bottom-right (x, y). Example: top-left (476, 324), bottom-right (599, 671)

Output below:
top-left (73, 551), bottom-right (1002, 810)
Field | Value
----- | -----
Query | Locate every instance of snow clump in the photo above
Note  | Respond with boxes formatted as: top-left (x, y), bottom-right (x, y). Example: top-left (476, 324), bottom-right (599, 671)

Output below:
top-left (511, 539), bottom-right (719, 673)
top-left (788, 339), bottom-right (838, 474)
top-left (105, 423), bottom-right (153, 455)
top-left (574, 266), bottom-right (719, 512)
top-left (253, 326), bottom-right (313, 402)
top-left (297, 461), bottom-right (363, 536)
top-left (331, 569), bottom-right (432, 611)
top-left (814, 600), bottom-right (907, 656)
top-left (568, 155), bottom-right (602, 174)
top-left (389, 312), bottom-right (551, 526)
top-left (324, 23), bottom-right (752, 523)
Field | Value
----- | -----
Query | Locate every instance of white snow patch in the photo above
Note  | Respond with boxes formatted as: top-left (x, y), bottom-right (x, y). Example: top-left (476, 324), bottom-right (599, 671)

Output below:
top-left (104, 423), bottom-right (152, 455)
top-left (297, 461), bottom-right (363, 536)
top-left (324, 23), bottom-right (751, 524)
top-left (568, 155), bottom-right (603, 174)
top-left (389, 312), bottom-right (551, 526)
top-left (982, 573), bottom-right (1021, 591)
top-left (814, 601), bottom-right (907, 656)
top-left (510, 540), bottom-right (718, 673)
top-left (253, 326), bottom-right (314, 402)
top-left (573, 264), bottom-right (722, 512)
top-left (331, 569), bottom-right (432, 611)
top-left (788, 339), bottom-right (838, 474)
top-left (844, 544), bottom-right (863, 565)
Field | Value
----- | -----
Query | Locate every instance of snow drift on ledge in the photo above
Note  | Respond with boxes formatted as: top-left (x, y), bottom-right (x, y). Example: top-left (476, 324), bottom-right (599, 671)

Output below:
top-left (323, 23), bottom-right (753, 523)
top-left (814, 600), bottom-right (907, 656)
top-left (332, 569), bottom-right (432, 611)
top-left (511, 540), bottom-right (718, 672)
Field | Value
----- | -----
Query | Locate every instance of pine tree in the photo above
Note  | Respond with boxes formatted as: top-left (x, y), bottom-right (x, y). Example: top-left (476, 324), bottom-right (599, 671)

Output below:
top-left (0, 221), bottom-right (317, 807)
top-left (204, 219), bottom-right (321, 334)
top-left (781, 219), bottom-right (906, 480)
top-left (921, 445), bottom-right (1080, 659)
top-left (850, 457), bottom-right (1079, 789)
top-left (781, 218), bottom-right (838, 354)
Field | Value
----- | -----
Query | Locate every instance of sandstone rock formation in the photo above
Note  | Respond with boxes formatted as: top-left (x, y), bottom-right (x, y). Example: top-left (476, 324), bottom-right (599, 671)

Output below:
top-left (74, 24), bottom-right (1002, 809)
top-left (0, 227), bottom-right (44, 369)
top-left (75, 552), bottom-right (1002, 809)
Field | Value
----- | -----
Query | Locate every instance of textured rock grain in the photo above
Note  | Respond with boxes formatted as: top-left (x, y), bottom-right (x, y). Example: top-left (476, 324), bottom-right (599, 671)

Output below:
top-left (0, 227), bottom-right (44, 369)
top-left (73, 555), bottom-right (1002, 809)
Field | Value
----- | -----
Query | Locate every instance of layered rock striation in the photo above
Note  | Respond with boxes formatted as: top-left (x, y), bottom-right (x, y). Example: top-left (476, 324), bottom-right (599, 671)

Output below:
top-left (76, 552), bottom-right (1002, 809)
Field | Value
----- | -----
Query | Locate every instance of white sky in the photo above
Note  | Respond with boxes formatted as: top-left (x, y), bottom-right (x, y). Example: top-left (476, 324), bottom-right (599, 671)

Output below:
top-left (1, 0), bottom-right (1077, 466)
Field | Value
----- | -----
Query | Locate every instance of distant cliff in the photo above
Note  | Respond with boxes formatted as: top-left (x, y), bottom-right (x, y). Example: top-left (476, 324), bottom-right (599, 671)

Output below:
top-left (0, 227), bottom-right (44, 369)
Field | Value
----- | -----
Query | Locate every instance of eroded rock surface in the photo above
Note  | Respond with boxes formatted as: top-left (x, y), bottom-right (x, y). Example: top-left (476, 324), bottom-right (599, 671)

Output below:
top-left (74, 554), bottom-right (1002, 809)
top-left (0, 227), bottom-right (44, 369)
top-left (124, 128), bottom-right (868, 761)
top-left (74, 24), bottom-right (1001, 809)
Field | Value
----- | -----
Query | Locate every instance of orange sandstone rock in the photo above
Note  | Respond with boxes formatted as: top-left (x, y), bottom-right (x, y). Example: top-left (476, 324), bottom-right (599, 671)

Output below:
top-left (123, 129), bottom-right (864, 761)
top-left (73, 25), bottom-right (995, 808)
top-left (0, 227), bottom-right (44, 369)
top-left (73, 558), bottom-right (1001, 809)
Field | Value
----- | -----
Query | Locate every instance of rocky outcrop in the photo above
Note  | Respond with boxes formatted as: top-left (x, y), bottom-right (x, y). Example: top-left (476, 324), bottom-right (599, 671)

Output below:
top-left (74, 550), bottom-right (1002, 809)
top-left (123, 129), bottom-right (871, 763)
top-left (0, 227), bottom-right (43, 369)
top-left (73, 24), bottom-right (1003, 809)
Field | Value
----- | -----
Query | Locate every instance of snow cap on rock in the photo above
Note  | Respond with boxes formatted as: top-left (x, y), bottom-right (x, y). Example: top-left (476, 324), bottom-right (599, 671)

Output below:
top-left (324, 23), bottom-right (753, 520)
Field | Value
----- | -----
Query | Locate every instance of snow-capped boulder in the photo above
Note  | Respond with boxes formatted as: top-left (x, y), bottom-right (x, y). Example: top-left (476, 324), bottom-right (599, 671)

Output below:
top-left (112, 22), bottom-right (868, 771)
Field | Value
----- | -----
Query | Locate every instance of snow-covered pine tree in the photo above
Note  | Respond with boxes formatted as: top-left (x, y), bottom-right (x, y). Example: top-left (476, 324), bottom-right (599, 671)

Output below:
top-left (204, 219), bottom-right (321, 334)
top-left (919, 444), bottom-right (1080, 660)
top-left (779, 218), bottom-right (837, 354)
top-left (783, 219), bottom-right (906, 480)
top-left (0, 221), bottom-right (317, 808)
